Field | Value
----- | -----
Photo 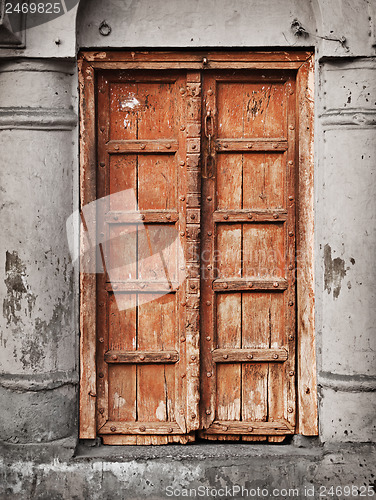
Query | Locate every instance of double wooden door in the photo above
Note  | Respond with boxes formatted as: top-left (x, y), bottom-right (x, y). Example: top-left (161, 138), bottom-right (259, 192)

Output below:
top-left (93, 64), bottom-right (297, 444)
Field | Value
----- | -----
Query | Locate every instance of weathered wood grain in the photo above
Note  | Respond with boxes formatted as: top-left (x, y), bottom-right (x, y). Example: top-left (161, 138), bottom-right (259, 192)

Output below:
top-left (78, 57), bottom-right (97, 439)
top-left (296, 55), bottom-right (318, 435)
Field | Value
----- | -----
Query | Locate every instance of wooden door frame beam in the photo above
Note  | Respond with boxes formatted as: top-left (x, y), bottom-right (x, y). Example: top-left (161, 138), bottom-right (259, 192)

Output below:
top-left (78, 50), bottom-right (317, 439)
top-left (296, 53), bottom-right (318, 435)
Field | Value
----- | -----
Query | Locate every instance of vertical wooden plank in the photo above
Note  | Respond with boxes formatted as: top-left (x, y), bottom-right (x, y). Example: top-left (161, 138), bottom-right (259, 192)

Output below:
top-left (133, 77), bottom-right (181, 444)
top-left (296, 56), bottom-right (318, 435)
top-left (137, 80), bottom-right (177, 140)
top-left (137, 224), bottom-right (177, 283)
top-left (136, 293), bottom-right (176, 446)
top-left (264, 77), bottom-right (296, 441)
top-left (108, 364), bottom-right (137, 422)
top-left (137, 294), bottom-right (172, 419)
top-left (137, 293), bottom-right (176, 351)
top-left (216, 81), bottom-right (244, 138)
top-left (216, 154), bottom-right (242, 210)
top-left (106, 292), bottom-right (135, 429)
top-left (108, 293), bottom-right (137, 351)
top-left (241, 293), bottom-right (270, 424)
top-left (241, 292), bottom-right (271, 442)
top-left (267, 292), bottom-right (288, 442)
top-left (215, 218), bottom-right (242, 440)
top-left (199, 72), bottom-right (216, 431)
top-left (217, 225), bottom-right (242, 278)
top-left (79, 56), bottom-right (97, 438)
top-left (216, 294), bottom-right (241, 427)
top-left (109, 155), bottom-right (137, 211)
top-left (109, 81), bottom-right (138, 141)
top-left (176, 72), bottom-right (189, 435)
top-left (96, 71), bottom-right (111, 431)
top-left (278, 76), bottom-right (297, 435)
top-left (108, 224), bottom-right (137, 282)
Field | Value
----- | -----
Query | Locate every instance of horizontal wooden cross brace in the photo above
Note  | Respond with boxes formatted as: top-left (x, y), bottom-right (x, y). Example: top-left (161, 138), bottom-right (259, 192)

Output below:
top-left (216, 138), bottom-right (288, 152)
top-left (212, 348), bottom-right (288, 363)
top-left (105, 210), bottom-right (179, 223)
top-left (105, 281), bottom-right (180, 292)
top-left (204, 420), bottom-right (294, 435)
top-left (213, 209), bottom-right (287, 223)
top-left (99, 421), bottom-right (183, 435)
top-left (106, 139), bottom-right (179, 153)
top-left (212, 278), bottom-right (288, 291)
top-left (104, 350), bottom-right (179, 363)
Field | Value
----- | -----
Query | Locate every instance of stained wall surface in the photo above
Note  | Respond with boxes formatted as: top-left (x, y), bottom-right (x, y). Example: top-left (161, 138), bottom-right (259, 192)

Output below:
top-left (0, 0), bottom-right (375, 497)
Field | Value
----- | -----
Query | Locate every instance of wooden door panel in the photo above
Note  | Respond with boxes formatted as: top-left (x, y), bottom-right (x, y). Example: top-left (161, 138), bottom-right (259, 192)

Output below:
top-left (216, 225), bottom-right (242, 278)
top-left (242, 224), bottom-right (286, 278)
top-left (138, 155), bottom-right (177, 210)
top-left (109, 154), bottom-right (177, 210)
top-left (108, 364), bottom-right (137, 421)
top-left (137, 293), bottom-right (177, 350)
top-left (216, 153), bottom-right (287, 210)
top-left (109, 155), bottom-right (137, 210)
top-left (216, 155), bottom-right (242, 209)
top-left (108, 293), bottom-right (137, 351)
top-left (216, 79), bottom-right (287, 138)
top-left (96, 70), bottom-right (201, 444)
top-left (109, 79), bottom-right (178, 141)
top-left (242, 154), bottom-right (286, 210)
top-left (200, 70), bottom-right (296, 441)
top-left (137, 224), bottom-right (178, 282)
top-left (94, 65), bottom-right (296, 443)
top-left (107, 225), bottom-right (137, 281)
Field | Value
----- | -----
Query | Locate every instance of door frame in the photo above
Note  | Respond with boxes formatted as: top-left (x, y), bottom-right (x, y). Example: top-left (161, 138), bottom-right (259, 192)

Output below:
top-left (78, 50), bottom-right (317, 439)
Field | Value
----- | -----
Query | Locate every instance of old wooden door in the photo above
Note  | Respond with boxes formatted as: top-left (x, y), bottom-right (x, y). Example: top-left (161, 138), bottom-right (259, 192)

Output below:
top-left (79, 51), bottom-right (317, 444)
top-left (199, 71), bottom-right (296, 442)
top-left (94, 69), bottom-right (202, 444)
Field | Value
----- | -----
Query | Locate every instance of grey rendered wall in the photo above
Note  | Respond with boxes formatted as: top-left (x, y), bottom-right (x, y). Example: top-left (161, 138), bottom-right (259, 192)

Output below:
top-left (0, 0), bottom-right (375, 497)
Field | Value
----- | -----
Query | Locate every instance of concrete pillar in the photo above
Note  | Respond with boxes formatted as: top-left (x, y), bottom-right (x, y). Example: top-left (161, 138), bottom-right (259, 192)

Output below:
top-left (316, 58), bottom-right (376, 442)
top-left (0, 59), bottom-right (78, 443)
